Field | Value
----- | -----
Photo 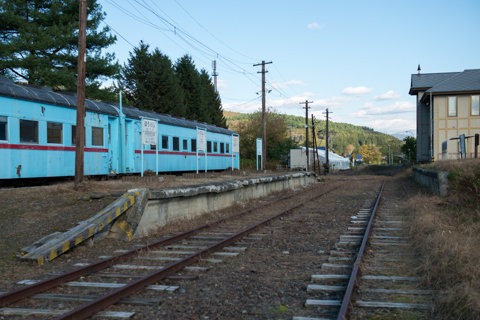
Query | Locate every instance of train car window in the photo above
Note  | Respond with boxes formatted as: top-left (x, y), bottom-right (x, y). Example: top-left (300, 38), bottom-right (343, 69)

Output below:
top-left (220, 142), bottom-right (224, 154)
top-left (191, 139), bottom-right (197, 152)
top-left (162, 135), bottom-right (168, 149)
top-left (213, 142), bottom-right (218, 153)
top-left (47, 122), bottom-right (62, 144)
top-left (19, 119), bottom-right (38, 143)
top-left (172, 137), bottom-right (179, 151)
top-left (183, 139), bottom-right (188, 150)
top-left (92, 127), bottom-right (104, 146)
top-left (207, 141), bottom-right (212, 153)
top-left (0, 116), bottom-right (7, 141)
top-left (150, 144), bottom-right (156, 150)
top-left (226, 143), bottom-right (230, 154)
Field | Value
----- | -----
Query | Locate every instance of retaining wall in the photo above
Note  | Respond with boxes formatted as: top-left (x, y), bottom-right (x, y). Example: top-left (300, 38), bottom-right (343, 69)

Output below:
top-left (412, 167), bottom-right (448, 197)
top-left (135, 172), bottom-right (316, 237)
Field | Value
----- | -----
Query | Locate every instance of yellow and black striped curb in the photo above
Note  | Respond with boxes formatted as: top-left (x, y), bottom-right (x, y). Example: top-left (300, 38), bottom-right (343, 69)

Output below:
top-left (19, 190), bottom-right (140, 265)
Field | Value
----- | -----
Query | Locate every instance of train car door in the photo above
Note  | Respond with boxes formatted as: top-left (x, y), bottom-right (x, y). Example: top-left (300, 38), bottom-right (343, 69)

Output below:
top-left (124, 120), bottom-right (135, 172)
top-left (107, 117), bottom-right (118, 174)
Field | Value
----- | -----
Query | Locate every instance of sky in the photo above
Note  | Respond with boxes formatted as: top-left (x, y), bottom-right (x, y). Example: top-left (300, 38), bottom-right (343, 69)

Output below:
top-left (99, 0), bottom-right (480, 136)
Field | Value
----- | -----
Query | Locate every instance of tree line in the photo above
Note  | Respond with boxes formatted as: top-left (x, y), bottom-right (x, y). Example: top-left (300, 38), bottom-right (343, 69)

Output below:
top-left (0, 0), bottom-right (226, 128)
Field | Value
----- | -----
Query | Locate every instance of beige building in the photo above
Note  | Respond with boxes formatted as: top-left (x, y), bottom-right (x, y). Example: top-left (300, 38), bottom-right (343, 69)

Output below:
top-left (409, 69), bottom-right (480, 161)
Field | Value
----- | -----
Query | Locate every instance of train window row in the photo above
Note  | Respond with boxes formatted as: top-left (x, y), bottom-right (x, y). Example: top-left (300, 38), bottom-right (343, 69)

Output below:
top-left (149, 135), bottom-right (229, 154)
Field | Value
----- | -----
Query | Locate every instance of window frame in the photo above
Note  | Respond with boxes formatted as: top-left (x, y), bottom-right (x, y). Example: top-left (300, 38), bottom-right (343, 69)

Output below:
top-left (172, 136), bottom-right (180, 151)
top-left (91, 126), bottom-right (104, 147)
top-left (226, 143), bottom-right (230, 154)
top-left (220, 142), bottom-right (224, 154)
top-left (448, 96), bottom-right (457, 117)
top-left (472, 95), bottom-right (480, 116)
top-left (207, 141), bottom-right (212, 153)
top-left (0, 116), bottom-right (7, 141)
top-left (183, 139), bottom-right (188, 151)
top-left (213, 141), bottom-right (218, 153)
top-left (47, 121), bottom-right (63, 144)
top-left (162, 135), bottom-right (169, 149)
top-left (19, 119), bottom-right (39, 144)
top-left (191, 139), bottom-right (197, 152)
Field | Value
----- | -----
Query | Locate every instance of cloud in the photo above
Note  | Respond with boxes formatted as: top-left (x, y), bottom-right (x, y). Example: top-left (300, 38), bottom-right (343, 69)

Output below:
top-left (216, 79), bottom-right (227, 90)
top-left (341, 86), bottom-right (372, 96)
top-left (374, 90), bottom-right (400, 101)
top-left (364, 118), bottom-right (416, 134)
top-left (271, 80), bottom-right (304, 89)
top-left (307, 22), bottom-right (322, 30)
top-left (352, 101), bottom-right (415, 118)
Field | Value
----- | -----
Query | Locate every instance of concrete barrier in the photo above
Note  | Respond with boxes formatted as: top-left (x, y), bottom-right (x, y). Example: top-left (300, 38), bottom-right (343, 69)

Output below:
top-left (135, 172), bottom-right (316, 237)
top-left (412, 167), bottom-right (448, 197)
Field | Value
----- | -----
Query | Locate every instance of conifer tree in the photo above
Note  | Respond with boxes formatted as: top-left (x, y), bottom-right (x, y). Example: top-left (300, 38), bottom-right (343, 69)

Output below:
top-left (199, 69), bottom-right (226, 128)
top-left (0, 0), bottom-right (119, 101)
top-left (175, 55), bottom-right (205, 121)
top-left (120, 42), bottom-right (185, 116)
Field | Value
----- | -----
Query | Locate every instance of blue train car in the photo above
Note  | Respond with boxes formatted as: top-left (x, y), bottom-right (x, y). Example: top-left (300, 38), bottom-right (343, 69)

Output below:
top-left (0, 77), bottom-right (239, 179)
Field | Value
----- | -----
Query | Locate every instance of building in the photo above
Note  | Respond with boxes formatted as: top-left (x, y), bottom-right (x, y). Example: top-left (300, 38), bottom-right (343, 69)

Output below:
top-left (409, 69), bottom-right (480, 162)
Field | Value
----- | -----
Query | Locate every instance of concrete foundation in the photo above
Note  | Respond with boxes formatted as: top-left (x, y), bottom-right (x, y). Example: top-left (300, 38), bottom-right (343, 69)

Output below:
top-left (412, 167), bottom-right (448, 197)
top-left (135, 172), bottom-right (316, 237)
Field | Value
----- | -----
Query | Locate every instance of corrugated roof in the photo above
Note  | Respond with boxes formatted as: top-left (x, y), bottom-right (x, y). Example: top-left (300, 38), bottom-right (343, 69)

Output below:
top-left (0, 77), bottom-right (235, 135)
top-left (410, 72), bottom-right (458, 91)
top-left (426, 69), bottom-right (480, 93)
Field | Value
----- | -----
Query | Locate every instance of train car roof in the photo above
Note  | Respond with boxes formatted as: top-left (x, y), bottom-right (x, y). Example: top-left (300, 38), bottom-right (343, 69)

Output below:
top-left (0, 77), bottom-right (236, 135)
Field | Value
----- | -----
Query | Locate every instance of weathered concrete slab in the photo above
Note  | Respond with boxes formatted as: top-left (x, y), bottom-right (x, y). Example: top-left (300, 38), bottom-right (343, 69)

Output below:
top-left (412, 167), bottom-right (448, 197)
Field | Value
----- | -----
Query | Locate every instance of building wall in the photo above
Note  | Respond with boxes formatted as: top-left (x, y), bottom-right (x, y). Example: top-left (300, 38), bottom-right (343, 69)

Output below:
top-left (434, 95), bottom-right (480, 159)
top-left (416, 92), bottom-right (432, 162)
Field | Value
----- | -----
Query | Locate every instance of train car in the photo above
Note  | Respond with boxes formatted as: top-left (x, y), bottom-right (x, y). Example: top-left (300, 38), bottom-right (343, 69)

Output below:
top-left (0, 77), bottom-right (239, 180)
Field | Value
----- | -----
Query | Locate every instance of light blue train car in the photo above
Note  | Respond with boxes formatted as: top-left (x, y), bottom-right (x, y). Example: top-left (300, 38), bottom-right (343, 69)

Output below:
top-left (0, 77), bottom-right (239, 179)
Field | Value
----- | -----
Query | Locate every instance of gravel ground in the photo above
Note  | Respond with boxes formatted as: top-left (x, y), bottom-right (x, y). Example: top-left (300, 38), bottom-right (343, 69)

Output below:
top-left (0, 168), bottom-right (412, 319)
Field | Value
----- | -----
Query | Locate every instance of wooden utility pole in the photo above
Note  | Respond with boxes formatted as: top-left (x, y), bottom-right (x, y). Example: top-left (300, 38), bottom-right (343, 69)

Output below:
top-left (253, 60), bottom-right (272, 170)
top-left (323, 108), bottom-right (332, 174)
top-left (74, 0), bottom-right (87, 188)
top-left (300, 100), bottom-right (313, 172)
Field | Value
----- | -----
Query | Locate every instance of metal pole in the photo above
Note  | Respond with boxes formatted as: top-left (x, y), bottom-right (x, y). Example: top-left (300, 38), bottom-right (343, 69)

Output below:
top-left (141, 131), bottom-right (144, 177)
top-left (205, 129), bottom-right (207, 173)
top-left (254, 61), bottom-right (272, 170)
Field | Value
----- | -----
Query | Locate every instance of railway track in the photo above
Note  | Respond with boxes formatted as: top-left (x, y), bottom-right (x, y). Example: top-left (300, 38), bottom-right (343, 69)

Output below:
top-left (0, 183), bottom-right (338, 319)
top-left (295, 181), bottom-right (434, 320)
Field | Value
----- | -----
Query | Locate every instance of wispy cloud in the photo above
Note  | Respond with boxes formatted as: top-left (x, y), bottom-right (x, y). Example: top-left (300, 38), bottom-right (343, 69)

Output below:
top-left (307, 22), bottom-right (323, 30)
top-left (364, 118), bottom-right (416, 134)
top-left (374, 90), bottom-right (400, 101)
top-left (341, 86), bottom-right (372, 96)
top-left (352, 101), bottom-right (415, 118)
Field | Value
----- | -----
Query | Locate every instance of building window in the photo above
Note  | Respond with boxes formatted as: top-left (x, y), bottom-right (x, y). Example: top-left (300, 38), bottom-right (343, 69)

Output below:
top-left (183, 139), bottom-right (188, 151)
top-left (162, 135), bottom-right (168, 149)
top-left (226, 143), bottom-right (230, 154)
top-left (472, 95), bottom-right (480, 116)
top-left (92, 127), bottom-right (104, 146)
top-left (172, 137), bottom-right (179, 151)
top-left (0, 116), bottom-right (7, 141)
top-left (207, 141), bottom-right (212, 153)
top-left (20, 119), bottom-right (38, 143)
top-left (213, 142), bottom-right (218, 152)
top-left (448, 96), bottom-right (457, 117)
top-left (191, 139), bottom-right (197, 152)
top-left (220, 142), bottom-right (224, 154)
top-left (47, 122), bottom-right (62, 144)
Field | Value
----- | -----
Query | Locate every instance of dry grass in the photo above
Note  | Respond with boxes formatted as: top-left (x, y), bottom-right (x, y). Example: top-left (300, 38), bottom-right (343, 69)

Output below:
top-left (409, 159), bottom-right (480, 319)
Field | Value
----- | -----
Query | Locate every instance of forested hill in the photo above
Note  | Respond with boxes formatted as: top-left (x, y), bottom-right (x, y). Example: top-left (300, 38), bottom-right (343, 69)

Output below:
top-left (224, 111), bottom-right (402, 156)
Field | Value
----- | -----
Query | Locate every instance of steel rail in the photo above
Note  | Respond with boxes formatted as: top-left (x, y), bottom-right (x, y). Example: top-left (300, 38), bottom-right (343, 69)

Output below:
top-left (56, 186), bottom-right (337, 320)
top-left (0, 182), bottom-right (329, 307)
top-left (336, 182), bottom-right (385, 320)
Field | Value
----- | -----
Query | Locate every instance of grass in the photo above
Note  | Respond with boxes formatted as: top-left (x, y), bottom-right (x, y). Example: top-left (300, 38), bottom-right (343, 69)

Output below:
top-left (410, 159), bottom-right (480, 319)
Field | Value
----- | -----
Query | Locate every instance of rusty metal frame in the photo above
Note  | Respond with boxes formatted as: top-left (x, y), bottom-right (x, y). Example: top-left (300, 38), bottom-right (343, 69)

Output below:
top-left (336, 182), bottom-right (384, 320)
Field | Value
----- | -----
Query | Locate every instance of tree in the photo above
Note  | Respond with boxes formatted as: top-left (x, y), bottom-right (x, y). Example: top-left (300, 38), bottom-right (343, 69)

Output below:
top-left (198, 69), bottom-right (226, 128)
top-left (358, 144), bottom-right (382, 164)
top-left (0, 0), bottom-right (119, 101)
top-left (344, 144), bottom-right (355, 156)
top-left (401, 136), bottom-right (417, 162)
top-left (175, 55), bottom-right (204, 121)
top-left (119, 42), bottom-right (185, 116)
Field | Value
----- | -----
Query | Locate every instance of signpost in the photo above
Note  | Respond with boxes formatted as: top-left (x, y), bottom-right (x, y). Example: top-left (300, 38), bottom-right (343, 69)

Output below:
top-left (197, 128), bottom-right (207, 173)
top-left (141, 118), bottom-right (158, 177)
top-left (256, 138), bottom-right (263, 171)
top-left (232, 134), bottom-right (239, 170)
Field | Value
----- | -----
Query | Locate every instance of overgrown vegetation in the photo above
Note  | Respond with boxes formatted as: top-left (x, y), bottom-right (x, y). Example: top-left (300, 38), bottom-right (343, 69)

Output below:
top-left (409, 159), bottom-right (480, 319)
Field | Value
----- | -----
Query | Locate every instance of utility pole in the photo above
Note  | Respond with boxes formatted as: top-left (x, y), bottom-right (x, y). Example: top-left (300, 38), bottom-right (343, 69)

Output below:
top-left (323, 108), bottom-right (332, 174)
top-left (212, 60), bottom-right (218, 92)
top-left (74, 0), bottom-right (87, 188)
top-left (253, 60), bottom-right (272, 170)
top-left (300, 100), bottom-right (313, 172)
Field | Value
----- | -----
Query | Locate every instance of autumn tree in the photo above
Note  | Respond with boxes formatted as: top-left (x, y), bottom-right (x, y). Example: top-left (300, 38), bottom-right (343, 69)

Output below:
top-left (344, 144), bottom-right (355, 156)
top-left (0, 0), bottom-right (119, 101)
top-left (358, 144), bottom-right (382, 164)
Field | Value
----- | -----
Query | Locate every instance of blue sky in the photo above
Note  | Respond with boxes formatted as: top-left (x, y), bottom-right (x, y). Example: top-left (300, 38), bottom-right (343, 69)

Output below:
top-left (99, 0), bottom-right (480, 135)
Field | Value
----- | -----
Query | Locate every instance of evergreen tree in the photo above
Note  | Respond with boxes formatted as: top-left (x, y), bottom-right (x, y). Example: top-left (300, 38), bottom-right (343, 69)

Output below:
top-left (119, 42), bottom-right (185, 116)
top-left (0, 0), bottom-right (119, 101)
top-left (175, 55), bottom-right (204, 121)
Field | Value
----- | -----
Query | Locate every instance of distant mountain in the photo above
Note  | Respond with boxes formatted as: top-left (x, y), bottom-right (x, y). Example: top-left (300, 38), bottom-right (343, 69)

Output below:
top-left (224, 111), bottom-right (403, 156)
top-left (391, 130), bottom-right (416, 140)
